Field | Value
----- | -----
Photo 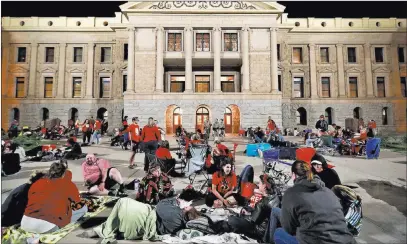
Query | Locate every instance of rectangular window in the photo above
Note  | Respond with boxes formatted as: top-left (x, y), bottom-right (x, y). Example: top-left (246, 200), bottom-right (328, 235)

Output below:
top-left (277, 44), bottom-right (281, 61)
top-left (72, 77), bottom-right (82, 98)
top-left (101, 47), bottom-right (111, 63)
top-left (195, 75), bottom-right (210, 93)
top-left (292, 47), bottom-right (302, 64)
top-left (347, 47), bottom-right (356, 63)
top-left (321, 77), bottom-right (331, 98)
top-left (16, 77), bottom-right (25, 98)
top-left (221, 75), bottom-right (235, 92)
top-left (45, 47), bottom-right (54, 63)
top-left (170, 75), bottom-right (185, 92)
top-left (349, 77), bottom-right (358, 98)
top-left (320, 47), bottom-right (329, 63)
top-left (73, 47), bottom-right (83, 62)
top-left (375, 47), bottom-right (384, 63)
top-left (123, 75), bottom-right (127, 93)
top-left (278, 75), bottom-right (282, 92)
top-left (167, 33), bottom-right (182, 52)
top-left (196, 33), bottom-right (210, 52)
top-left (224, 33), bottom-right (238, 52)
top-left (124, 44), bottom-right (128, 61)
top-left (100, 77), bottom-right (111, 98)
top-left (17, 47), bottom-right (26, 62)
top-left (401, 77), bottom-right (407, 97)
top-left (293, 77), bottom-right (304, 98)
top-left (376, 77), bottom-right (385, 97)
top-left (44, 77), bottom-right (53, 98)
top-left (398, 47), bottom-right (405, 63)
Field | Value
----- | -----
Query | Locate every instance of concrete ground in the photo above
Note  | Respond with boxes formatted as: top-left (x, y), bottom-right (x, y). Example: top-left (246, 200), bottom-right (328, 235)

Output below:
top-left (1, 135), bottom-right (406, 244)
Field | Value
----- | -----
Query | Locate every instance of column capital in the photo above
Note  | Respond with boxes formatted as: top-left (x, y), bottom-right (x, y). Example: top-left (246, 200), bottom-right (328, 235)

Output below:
top-left (87, 42), bottom-right (96, 47)
top-left (183, 26), bottom-right (193, 32)
top-left (308, 43), bottom-right (315, 48)
top-left (269, 27), bottom-right (279, 32)
top-left (154, 26), bottom-right (164, 32)
top-left (126, 26), bottom-right (136, 32)
top-left (212, 26), bottom-right (222, 32)
top-left (241, 26), bottom-right (250, 32)
top-left (335, 44), bottom-right (343, 48)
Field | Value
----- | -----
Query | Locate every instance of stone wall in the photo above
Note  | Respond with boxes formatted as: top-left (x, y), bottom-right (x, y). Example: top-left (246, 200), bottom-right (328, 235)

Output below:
top-left (124, 99), bottom-right (282, 133)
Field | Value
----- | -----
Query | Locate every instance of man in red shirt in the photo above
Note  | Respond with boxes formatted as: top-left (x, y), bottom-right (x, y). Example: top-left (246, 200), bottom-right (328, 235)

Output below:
top-left (128, 117), bottom-right (141, 169)
top-left (141, 117), bottom-right (161, 172)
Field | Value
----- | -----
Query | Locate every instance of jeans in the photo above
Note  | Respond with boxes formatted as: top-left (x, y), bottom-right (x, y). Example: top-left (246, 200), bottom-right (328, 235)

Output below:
top-left (274, 228), bottom-right (298, 244)
top-left (91, 130), bottom-right (100, 144)
top-left (266, 207), bottom-right (282, 244)
top-left (143, 140), bottom-right (158, 172)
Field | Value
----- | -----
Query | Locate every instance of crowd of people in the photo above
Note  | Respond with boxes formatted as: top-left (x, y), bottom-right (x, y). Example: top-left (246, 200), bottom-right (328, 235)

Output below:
top-left (1, 114), bottom-right (364, 244)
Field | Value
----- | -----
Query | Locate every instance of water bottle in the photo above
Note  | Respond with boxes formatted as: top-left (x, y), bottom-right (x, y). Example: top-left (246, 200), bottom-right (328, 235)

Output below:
top-left (134, 179), bottom-right (140, 193)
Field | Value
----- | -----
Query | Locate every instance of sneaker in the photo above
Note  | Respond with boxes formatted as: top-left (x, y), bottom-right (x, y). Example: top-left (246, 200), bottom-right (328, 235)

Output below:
top-left (128, 164), bottom-right (136, 169)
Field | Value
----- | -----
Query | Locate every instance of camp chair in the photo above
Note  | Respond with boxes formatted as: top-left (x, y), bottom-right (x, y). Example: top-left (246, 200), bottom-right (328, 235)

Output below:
top-left (365, 138), bottom-right (381, 159)
top-left (315, 135), bottom-right (337, 156)
top-left (145, 153), bottom-right (173, 175)
top-left (259, 149), bottom-right (291, 185)
top-left (185, 144), bottom-right (211, 194)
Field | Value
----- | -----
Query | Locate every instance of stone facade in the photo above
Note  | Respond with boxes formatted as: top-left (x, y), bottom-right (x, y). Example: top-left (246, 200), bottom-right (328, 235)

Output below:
top-left (1, 1), bottom-right (406, 134)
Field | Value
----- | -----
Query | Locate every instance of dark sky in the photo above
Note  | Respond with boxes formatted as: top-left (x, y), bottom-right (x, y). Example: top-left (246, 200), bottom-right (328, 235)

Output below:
top-left (1, 1), bottom-right (407, 18)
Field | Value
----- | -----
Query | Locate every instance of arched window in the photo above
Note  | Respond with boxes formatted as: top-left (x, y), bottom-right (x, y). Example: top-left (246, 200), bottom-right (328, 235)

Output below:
top-left (382, 107), bottom-right (388, 125)
top-left (174, 107), bottom-right (182, 114)
top-left (41, 108), bottom-right (49, 121)
top-left (196, 107), bottom-right (209, 115)
top-left (296, 107), bottom-right (307, 125)
top-left (224, 107), bottom-right (232, 114)
top-left (69, 108), bottom-right (78, 121)
top-left (325, 107), bottom-right (333, 125)
top-left (353, 107), bottom-right (362, 119)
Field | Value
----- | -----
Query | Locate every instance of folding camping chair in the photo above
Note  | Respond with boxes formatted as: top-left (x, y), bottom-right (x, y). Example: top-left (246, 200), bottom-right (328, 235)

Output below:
top-left (146, 153), bottom-right (174, 175)
top-left (185, 144), bottom-right (211, 194)
top-left (316, 135), bottom-right (337, 156)
top-left (259, 148), bottom-right (291, 185)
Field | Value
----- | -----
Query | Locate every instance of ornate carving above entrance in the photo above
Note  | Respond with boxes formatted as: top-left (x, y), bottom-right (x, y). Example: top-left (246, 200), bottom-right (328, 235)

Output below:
top-left (149, 1), bottom-right (257, 10)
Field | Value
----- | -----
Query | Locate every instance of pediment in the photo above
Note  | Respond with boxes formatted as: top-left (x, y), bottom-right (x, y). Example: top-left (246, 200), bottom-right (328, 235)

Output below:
top-left (318, 67), bottom-right (336, 73)
top-left (97, 67), bottom-right (114, 73)
top-left (40, 67), bottom-right (56, 73)
top-left (68, 68), bottom-right (85, 73)
top-left (345, 67), bottom-right (363, 73)
top-left (120, 1), bottom-right (285, 14)
top-left (8, 66), bottom-right (29, 73)
top-left (290, 68), bottom-right (306, 74)
top-left (373, 66), bottom-right (390, 73)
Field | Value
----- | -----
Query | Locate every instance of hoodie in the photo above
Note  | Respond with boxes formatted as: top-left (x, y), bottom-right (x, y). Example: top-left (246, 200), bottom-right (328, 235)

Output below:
top-left (281, 176), bottom-right (356, 244)
top-left (311, 154), bottom-right (342, 190)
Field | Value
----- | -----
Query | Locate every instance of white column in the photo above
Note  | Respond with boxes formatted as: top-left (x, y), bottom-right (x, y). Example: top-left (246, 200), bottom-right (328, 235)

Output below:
top-left (270, 28), bottom-right (279, 93)
top-left (391, 43), bottom-right (402, 97)
top-left (184, 27), bottom-right (193, 93)
top-left (309, 44), bottom-right (318, 98)
top-left (213, 27), bottom-right (222, 92)
top-left (28, 43), bottom-right (38, 98)
top-left (155, 27), bottom-right (164, 93)
top-left (85, 42), bottom-right (95, 98)
top-left (364, 43), bottom-right (374, 97)
top-left (126, 27), bottom-right (135, 93)
top-left (336, 44), bottom-right (346, 97)
top-left (242, 27), bottom-right (250, 92)
top-left (57, 43), bottom-right (66, 98)
top-left (1, 43), bottom-right (9, 97)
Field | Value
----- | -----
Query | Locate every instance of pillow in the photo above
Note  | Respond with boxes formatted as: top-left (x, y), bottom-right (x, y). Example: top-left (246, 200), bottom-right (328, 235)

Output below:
top-left (176, 229), bottom-right (205, 240)
top-left (186, 216), bottom-right (216, 234)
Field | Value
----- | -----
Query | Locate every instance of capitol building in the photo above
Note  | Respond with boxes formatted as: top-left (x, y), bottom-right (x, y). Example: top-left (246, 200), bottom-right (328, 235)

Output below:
top-left (2, 1), bottom-right (406, 134)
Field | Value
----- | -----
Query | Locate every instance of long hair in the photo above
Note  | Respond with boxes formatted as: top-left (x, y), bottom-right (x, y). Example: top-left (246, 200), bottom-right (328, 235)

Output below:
top-left (183, 207), bottom-right (201, 222)
top-left (291, 160), bottom-right (314, 181)
top-left (218, 157), bottom-right (233, 177)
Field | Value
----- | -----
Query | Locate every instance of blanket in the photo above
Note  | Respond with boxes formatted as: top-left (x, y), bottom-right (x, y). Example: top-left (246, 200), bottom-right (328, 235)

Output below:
top-left (162, 232), bottom-right (258, 243)
top-left (1, 196), bottom-right (117, 244)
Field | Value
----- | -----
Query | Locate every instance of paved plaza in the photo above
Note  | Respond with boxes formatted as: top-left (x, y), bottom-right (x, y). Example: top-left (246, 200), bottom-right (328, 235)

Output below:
top-left (1, 135), bottom-right (406, 244)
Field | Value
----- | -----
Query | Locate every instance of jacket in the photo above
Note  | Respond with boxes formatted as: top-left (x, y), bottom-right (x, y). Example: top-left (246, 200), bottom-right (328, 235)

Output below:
top-left (155, 198), bottom-right (187, 235)
top-left (281, 176), bottom-right (356, 244)
top-left (316, 120), bottom-right (328, 132)
top-left (1, 183), bottom-right (31, 227)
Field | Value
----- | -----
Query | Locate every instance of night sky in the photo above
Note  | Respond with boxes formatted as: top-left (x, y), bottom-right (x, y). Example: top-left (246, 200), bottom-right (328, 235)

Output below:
top-left (1, 1), bottom-right (407, 18)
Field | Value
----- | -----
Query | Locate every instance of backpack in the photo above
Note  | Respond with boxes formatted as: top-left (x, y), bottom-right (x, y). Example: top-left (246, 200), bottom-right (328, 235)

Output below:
top-left (332, 185), bottom-right (363, 236)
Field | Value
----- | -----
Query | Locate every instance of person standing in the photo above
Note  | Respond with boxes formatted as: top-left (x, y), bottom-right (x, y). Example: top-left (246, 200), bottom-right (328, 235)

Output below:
top-left (141, 117), bottom-right (161, 173)
top-left (128, 117), bottom-right (141, 169)
top-left (81, 119), bottom-right (92, 144)
top-left (315, 115), bottom-right (328, 134)
top-left (212, 119), bottom-right (220, 138)
top-left (91, 119), bottom-right (102, 145)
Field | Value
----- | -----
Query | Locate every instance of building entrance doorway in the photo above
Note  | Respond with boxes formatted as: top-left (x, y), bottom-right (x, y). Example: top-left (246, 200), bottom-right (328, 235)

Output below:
top-left (224, 107), bottom-right (232, 133)
top-left (196, 107), bottom-right (209, 132)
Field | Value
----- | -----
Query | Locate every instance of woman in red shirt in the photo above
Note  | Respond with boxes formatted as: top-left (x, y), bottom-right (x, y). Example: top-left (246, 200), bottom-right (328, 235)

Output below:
top-left (205, 158), bottom-right (240, 208)
top-left (21, 161), bottom-right (87, 234)
top-left (141, 117), bottom-right (161, 173)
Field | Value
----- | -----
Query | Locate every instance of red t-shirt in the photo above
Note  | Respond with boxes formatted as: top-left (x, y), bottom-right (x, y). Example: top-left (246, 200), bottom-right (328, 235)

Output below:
top-left (248, 192), bottom-right (264, 208)
top-left (128, 124), bottom-right (140, 142)
top-left (24, 171), bottom-right (80, 228)
top-left (212, 171), bottom-right (237, 195)
top-left (156, 147), bottom-right (172, 160)
top-left (95, 120), bottom-right (102, 130)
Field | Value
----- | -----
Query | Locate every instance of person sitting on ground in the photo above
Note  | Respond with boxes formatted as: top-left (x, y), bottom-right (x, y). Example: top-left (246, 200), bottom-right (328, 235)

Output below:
top-left (82, 154), bottom-right (125, 196)
top-left (205, 158), bottom-right (243, 208)
top-left (136, 161), bottom-right (174, 205)
top-left (311, 153), bottom-right (342, 190)
top-left (254, 127), bottom-right (265, 143)
top-left (79, 197), bottom-right (201, 243)
top-left (305, 131), bottom-right (319, 147)
top-left (64, 138), bottom-right (83, 160)
top-left (20, 161), bottom-right (88, 234)
top-left (272, 160), bottom-right (356, 244)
